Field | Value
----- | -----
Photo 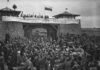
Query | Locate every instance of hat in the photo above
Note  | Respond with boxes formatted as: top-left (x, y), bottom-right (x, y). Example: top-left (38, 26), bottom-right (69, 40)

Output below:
top-left (17, 51), bottom-right (21, 53)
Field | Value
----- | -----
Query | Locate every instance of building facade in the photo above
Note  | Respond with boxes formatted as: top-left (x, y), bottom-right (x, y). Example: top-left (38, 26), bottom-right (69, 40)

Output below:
top-left (0, 7), bottom-right (81, 41)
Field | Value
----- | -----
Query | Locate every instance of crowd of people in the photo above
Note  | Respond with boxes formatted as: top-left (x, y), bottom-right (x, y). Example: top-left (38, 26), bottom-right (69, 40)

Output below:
top-left (0, 33), bottom-right (100, 70)
top-left (21, 14), bottom-right (49, 19)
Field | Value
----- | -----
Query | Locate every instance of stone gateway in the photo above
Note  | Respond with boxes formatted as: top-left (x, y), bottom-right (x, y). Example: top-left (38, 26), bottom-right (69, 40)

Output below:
top-left (0, 7), bottom-right (81, 41)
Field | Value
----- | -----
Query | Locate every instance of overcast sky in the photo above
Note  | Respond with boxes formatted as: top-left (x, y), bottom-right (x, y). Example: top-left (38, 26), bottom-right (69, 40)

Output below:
top-left (0, 0), bottom-right (100, 28)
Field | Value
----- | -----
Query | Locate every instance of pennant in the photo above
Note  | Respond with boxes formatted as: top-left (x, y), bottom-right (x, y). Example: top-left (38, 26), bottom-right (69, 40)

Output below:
top-left (45, 7), bottom-right (52, 11)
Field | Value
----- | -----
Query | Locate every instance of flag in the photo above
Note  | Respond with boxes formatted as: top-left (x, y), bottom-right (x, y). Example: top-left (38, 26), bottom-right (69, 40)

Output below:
top-left (45, 7), bottom-right (52, 11)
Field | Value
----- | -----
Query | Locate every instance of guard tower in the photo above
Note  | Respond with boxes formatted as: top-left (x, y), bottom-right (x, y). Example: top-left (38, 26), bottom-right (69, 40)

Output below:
top-left (0, 6), bottom-right (24, 41)
top-left (53, 11), bottom-right (79, 19)
top-left (53, 10), bottom-right (81, 35)
top-left (0, 7), bottom-right (20, 16)
top-left (0, 6), bottom-right (20, 20)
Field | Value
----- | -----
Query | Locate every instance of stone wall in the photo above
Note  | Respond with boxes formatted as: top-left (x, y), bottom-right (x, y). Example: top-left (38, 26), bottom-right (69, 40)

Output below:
top-left (59, 24), bottom-right (81, 35)
top-left (0, 21), bottom-right (6, 41)
top-left (0, 21), bottom-right (25, 41)
top-left (7, 22), bottom-right (24, 38)
top-left (82, 28), bottom-right (100, 36)
top-left (0, 21), bottom-right (81, 41)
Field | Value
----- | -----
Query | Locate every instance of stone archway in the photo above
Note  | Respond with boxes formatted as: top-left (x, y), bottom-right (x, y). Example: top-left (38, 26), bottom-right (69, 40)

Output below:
top-left (23, 23), bottom-right (58, 40)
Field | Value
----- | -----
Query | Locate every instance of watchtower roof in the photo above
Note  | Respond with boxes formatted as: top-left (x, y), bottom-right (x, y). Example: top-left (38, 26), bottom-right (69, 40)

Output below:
top-left (53, 11), bottom-right (80, 18)
top-left (0, 7), bottom-right (21, 16)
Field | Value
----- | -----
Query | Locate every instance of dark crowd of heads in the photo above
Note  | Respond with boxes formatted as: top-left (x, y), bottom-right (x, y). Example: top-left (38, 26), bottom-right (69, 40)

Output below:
top-left (0, 33), bottom-right (100, 70)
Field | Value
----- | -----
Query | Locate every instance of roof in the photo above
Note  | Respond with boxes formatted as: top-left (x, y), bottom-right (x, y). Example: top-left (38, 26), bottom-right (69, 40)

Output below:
top-left (0, 7), bottom-right (21, 16)
top-left (0, 7), bottom-right (21, 13)
top-left (0, 7), bottom-right (13, 11)
top-left (53, 11), bottom-right (80, 18)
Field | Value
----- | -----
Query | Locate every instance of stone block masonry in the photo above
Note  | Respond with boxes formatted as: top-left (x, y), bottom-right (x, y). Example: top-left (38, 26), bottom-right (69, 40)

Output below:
top-left (0, 22), bottom-right (24, 41)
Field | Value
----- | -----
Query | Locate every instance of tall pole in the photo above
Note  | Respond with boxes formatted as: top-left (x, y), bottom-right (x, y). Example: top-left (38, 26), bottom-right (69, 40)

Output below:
top-left (6, 0), bottom-right (10, 7)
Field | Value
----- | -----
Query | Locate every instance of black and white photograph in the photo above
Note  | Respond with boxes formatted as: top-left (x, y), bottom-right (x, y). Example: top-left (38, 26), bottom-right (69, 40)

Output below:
top-left (0, 0), bottom-right (100, 70)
